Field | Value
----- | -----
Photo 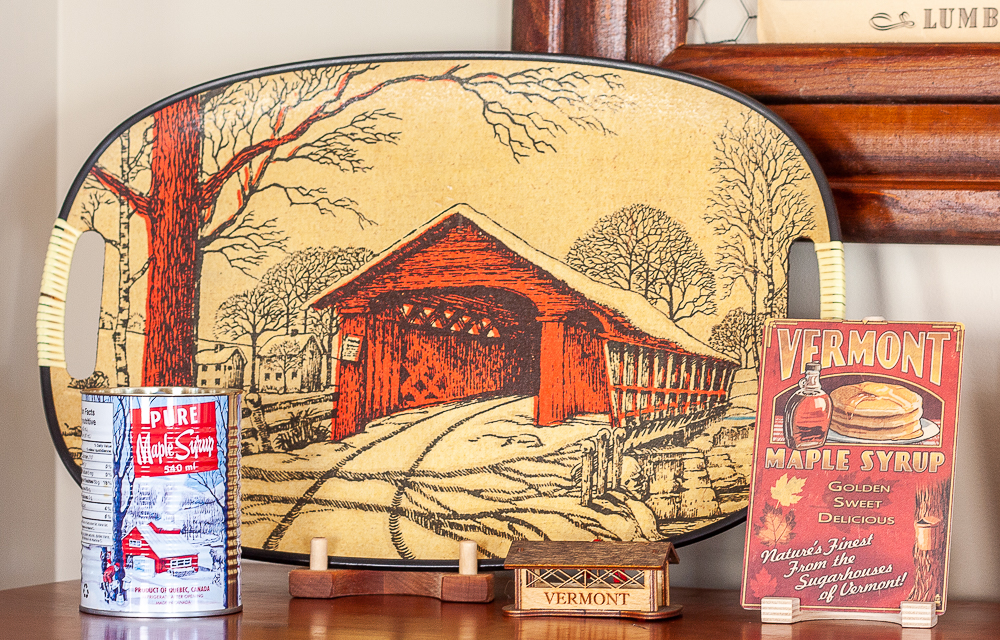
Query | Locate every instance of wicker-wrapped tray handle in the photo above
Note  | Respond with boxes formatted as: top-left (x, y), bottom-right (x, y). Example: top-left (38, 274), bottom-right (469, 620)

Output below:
top-left (37, 219), bottom-right (83, 369)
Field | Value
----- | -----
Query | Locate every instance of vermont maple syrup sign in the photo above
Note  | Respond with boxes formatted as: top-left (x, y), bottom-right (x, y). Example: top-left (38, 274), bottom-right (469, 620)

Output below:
top-left (38, 53), bottom-right (841, 567)
top-left (742, 319), bottom-right (963, 614)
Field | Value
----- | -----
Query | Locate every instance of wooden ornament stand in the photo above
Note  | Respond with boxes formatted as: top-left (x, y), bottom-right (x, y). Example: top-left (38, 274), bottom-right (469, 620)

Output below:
top-left (288, 569), bottom-right (494, 603)
top-left (288, 538), bottom-right (494, 604)
top-left (760, 597), bottom-right (938, 628)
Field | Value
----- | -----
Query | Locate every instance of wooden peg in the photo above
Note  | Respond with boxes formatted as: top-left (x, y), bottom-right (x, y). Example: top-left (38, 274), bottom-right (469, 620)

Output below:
top-left (459, 540), bottom-right (478, 575)
top-left (309, 537), bottom-right (328, 571)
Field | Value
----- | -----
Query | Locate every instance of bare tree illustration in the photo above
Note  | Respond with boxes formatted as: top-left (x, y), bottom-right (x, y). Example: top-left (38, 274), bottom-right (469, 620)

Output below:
top-left (708, 307), bottom-right (765, 369)
top-left (304, 246), bottom-right (375, 330)
top-left (222, 246), bottom-right (373, 390)
top-left (292, 248), bottom-right (343, 334)
top-left (302, 247), bottom-right (374, 385)
top-left (187, 468), bottom-right (226, 515)
top-left (260, 256), bottom-right (308, 337)
top-left (566, 203), bottom-right (716, 323)
top-left (78, 123), bottom-right (154, 385)
top-left (703, 112), bottom-right (817, 321)
top-left (89, 63), bottom-right (624, 387)
top-left (260, 246), bottom-right (373, 335)
top-left (263, 339), bottom-right (306, 394)
top-left (214, 288), bottom-right (283, 391)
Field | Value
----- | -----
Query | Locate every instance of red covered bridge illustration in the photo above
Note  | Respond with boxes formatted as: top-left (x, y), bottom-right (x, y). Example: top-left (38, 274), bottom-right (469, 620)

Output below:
top-left (311, 205), bottom-right (739, 442)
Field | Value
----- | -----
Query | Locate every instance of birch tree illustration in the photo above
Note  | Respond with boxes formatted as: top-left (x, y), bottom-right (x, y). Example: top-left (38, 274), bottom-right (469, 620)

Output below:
top-left (78, 125), bottom-right (154, 386)
top-left (186, 405), bottom-right (228, 531)
top-left (88, 63), bottom-right (623, 387)
top-left (703, 112), bottom-right (817, 367)
top-left (703, 112), bottom-right (817, 319)
top-left (109, 397), bottom-right (134, 602)
top-left (566, 203), bottom-right (716, 323)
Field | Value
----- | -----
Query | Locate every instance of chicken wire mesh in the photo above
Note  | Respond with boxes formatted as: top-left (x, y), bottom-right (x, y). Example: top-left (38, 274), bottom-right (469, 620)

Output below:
top-left (688, 0), bottom-right (758, 44)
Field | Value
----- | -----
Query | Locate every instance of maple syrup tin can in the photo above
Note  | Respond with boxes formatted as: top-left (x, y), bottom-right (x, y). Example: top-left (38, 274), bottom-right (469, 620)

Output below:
top-left (79, 387), bottom-right (242, 617)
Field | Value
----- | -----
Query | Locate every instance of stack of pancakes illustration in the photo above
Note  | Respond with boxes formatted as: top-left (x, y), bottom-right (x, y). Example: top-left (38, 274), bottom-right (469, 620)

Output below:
top-left (829, 381), bottom-right (923, 441)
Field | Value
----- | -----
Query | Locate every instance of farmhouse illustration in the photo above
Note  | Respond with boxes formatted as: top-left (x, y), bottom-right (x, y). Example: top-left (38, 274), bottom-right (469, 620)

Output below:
top-left (123, 522), bottom-right (201, 575)
top-left (195, 344), bottom-right (246, 389)
top-left (258, 332), bottom-right (324, 394)
top-left (311, 206), bottom-right (740, 441)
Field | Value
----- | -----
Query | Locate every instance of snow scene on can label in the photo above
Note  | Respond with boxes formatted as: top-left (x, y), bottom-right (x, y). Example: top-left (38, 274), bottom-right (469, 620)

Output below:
top-left (80, 394), bottom-right (235, 615)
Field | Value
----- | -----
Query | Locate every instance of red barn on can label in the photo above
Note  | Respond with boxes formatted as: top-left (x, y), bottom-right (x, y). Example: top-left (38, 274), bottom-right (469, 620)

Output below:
top-left (79, 387), bottom-right (242, 617)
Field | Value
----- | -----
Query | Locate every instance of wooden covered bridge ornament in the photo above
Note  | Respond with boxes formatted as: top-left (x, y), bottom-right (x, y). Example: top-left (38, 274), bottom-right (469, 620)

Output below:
top-left (38, 53), bottom-right (843, 566)
top-left (502, 540), bottom-right (681, 619)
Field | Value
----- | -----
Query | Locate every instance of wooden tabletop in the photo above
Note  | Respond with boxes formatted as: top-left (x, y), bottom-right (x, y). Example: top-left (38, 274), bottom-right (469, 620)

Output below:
top-left (3, 561), bottom-right (998, 638)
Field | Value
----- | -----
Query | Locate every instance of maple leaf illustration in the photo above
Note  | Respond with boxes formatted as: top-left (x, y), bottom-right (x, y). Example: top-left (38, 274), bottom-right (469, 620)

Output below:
top-left (754, 502), bottom-right (796, 547)
top-left (770, 473), bottom-right (806, 507)
top-left (749, 568), bottom-right (778, 599)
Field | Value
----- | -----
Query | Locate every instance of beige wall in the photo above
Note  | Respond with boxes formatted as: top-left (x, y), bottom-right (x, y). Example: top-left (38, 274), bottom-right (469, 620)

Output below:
top-left (0, 1), bottom-right (58, 590)
top-left (2, 0), bottom-right (997, 600)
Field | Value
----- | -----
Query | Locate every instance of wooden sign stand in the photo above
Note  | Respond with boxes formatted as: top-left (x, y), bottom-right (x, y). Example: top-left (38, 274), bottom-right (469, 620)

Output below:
top-left (759, 597), bottom-right (938, 628)
top-left (288, 538), bottom-right (494, 603)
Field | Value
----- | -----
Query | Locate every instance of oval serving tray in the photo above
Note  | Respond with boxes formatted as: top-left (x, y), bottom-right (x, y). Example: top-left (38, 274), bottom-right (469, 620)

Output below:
top-left (37, 52), bottom-right (843, 569)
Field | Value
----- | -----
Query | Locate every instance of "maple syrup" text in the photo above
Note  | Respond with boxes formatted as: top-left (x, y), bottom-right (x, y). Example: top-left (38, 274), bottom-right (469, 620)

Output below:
top-left (764, 448), bottom-right (946, 473)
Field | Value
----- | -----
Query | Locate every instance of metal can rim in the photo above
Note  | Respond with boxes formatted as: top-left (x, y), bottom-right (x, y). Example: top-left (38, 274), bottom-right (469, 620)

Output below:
top-left (80, 604), bottom-right (243, 618)
top-left (81, 386), bottom-right (243, 397)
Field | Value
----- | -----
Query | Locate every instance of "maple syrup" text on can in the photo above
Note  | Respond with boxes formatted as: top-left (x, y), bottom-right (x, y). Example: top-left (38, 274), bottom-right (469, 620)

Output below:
top-left (79, 387), bottom-right (242, 617)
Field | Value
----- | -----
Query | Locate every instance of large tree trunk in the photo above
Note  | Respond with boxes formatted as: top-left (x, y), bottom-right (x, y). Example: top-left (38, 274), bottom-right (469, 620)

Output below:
top-left (142, 96), bottom-right (203, 386)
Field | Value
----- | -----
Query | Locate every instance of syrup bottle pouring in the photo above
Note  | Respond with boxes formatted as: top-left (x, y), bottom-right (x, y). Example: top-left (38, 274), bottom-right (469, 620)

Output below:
top-left (783, 361), bottom-right (832, 450)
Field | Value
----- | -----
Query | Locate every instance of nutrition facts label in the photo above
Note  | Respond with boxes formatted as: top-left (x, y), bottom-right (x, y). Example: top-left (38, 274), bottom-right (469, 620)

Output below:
top-left (80, 401), bottom-right (114, 547)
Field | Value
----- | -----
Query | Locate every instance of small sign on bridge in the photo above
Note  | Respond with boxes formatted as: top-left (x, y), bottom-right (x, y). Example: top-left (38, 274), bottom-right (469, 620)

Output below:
top-left (340, 335), bottom-right (363, 362)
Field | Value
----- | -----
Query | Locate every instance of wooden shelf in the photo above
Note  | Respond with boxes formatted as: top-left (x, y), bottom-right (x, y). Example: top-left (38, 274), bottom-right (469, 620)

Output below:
top-left (662, 44), bottom-right (1000, 103)
top-left (1, 562), bottom-right (998, 638)
top-left (512, 0), bottom-right (1000, 245)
